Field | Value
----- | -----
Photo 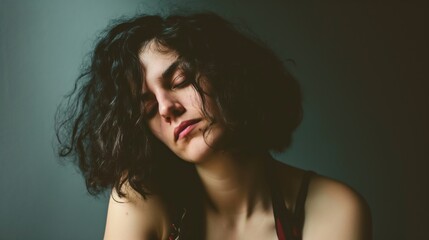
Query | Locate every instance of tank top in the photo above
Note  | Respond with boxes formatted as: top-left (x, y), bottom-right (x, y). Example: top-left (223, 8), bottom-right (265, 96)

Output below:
top-left (272, 170), bottom-right (315, 240)
top-left (168, 169), bottom-right (316, 240)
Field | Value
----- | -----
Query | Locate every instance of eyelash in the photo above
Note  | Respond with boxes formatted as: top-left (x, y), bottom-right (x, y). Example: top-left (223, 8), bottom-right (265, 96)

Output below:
top-left (143, 101), bottom-right (158, 118)
top-left (171, 75), bottom-right (190, 89)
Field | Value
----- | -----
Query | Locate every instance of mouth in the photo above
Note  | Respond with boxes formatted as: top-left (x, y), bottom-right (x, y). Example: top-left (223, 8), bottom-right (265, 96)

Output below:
top-left (174, 118), bottom-right (202, 142)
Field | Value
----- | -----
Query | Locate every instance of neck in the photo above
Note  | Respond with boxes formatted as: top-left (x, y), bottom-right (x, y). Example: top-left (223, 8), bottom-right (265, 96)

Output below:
top-left (195, 151), bottom-right (273, 218)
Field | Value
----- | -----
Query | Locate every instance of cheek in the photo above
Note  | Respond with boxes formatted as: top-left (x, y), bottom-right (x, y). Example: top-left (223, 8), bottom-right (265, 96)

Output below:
top-left (186, 87), bottom-right (203, 109)
top-left (186, 85), bottom-right (220, 120)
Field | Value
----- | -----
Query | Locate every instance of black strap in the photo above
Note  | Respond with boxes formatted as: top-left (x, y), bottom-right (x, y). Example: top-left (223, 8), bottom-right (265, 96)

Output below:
top-left (293, 171), bottom-right (316, 230)
top-left (268, 161), bottom-right (296, 240)
top-left (267, 161), bottom-right (317, 240)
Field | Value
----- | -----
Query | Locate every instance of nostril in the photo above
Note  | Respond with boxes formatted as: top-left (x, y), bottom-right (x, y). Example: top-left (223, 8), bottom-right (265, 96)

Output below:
top-left (161, 113), bottom-right (171, 122)
top-left (158, 98), bottom-right (184, 121)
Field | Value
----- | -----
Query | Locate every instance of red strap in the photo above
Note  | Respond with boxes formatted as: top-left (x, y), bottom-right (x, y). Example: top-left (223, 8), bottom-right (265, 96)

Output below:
top-left (275, 216), bottom-right (287, 240)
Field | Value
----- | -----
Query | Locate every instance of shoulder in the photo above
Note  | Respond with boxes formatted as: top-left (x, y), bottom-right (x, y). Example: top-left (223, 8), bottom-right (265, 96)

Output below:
top-left (304, 174), bottom-right (372, 240)
top-left (104, 182), bottom-right (171, 240)
top-left (273, 161), bottom-right (372, 240)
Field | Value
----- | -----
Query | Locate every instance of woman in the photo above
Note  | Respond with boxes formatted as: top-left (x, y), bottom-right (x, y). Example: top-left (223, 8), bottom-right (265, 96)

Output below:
top-left (56, 12), bottom-right (372, 240)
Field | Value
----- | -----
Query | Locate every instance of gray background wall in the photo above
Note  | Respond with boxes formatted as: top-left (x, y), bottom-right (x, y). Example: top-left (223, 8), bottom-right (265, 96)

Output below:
top-left (1, 0), bottom-right (427, 239)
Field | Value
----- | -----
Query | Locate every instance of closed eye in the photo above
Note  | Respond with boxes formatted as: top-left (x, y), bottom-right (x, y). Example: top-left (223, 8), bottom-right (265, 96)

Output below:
top-left (143, 102), bottom-right (158, 118)
top-left (171, 75), bottom-right (190, 89)
top-left (140, 95), bottom-right (158, 119)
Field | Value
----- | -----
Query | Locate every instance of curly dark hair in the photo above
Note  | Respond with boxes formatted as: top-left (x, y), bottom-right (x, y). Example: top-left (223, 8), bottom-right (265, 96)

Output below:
top-left (55, 12), bottom-right (302, 201)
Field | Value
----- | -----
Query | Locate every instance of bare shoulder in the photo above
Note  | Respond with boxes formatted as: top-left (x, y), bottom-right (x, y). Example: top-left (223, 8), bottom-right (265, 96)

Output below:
top-left (273, 161), bottom-right (371, 240)
top-left (304, 173), bottom-right (372, 240)
top-left (104, 182), bottom-right (171, 240)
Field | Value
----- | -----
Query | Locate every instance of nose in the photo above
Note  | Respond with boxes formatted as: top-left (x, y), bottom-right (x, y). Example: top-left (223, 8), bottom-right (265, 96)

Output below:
top-left (157, 93), bottom-right (185, 122)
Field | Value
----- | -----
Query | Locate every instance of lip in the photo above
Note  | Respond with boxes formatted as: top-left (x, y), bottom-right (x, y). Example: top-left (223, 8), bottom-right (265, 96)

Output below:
top-left (174, 118), bottom-right (202, 141)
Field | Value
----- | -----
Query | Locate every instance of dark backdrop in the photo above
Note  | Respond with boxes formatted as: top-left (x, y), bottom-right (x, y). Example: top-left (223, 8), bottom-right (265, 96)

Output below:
top-left (1, 0), bottom-right (427, 239)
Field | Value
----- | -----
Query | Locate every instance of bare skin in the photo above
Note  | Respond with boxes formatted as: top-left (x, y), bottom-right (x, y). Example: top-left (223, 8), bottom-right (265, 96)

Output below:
top-left (104, 157), bottom-right (372, 240)
top-left (104, 43), bottom-right (372, 240)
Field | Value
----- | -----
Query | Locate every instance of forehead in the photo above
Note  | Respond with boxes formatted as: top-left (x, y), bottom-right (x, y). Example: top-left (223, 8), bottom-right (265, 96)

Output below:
top-left (138, 42), bottom-right (178, 91)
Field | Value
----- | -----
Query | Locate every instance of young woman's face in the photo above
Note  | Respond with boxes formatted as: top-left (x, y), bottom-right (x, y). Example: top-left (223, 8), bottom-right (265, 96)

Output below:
top-left (138, 43), bottom-right (224, 163)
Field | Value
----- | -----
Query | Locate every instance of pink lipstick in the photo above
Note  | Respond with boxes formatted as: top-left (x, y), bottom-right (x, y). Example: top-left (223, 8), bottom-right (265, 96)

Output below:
top-left (174, 119), bottom-right (202, 141)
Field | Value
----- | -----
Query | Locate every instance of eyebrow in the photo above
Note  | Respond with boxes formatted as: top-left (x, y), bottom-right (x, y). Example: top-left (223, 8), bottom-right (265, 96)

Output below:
top-left (140, 59), bottom-right (182, 102)
top-left (161, 59), bottom-right (182, 81)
